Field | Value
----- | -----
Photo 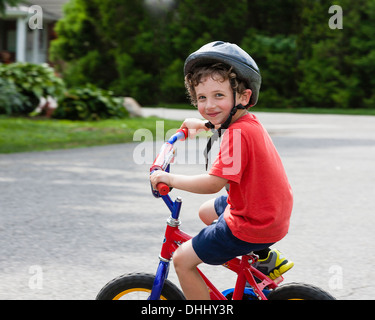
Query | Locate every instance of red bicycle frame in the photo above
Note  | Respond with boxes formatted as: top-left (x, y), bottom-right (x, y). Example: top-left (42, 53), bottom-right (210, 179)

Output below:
top-left (152, 194), bottom-right (282, 300)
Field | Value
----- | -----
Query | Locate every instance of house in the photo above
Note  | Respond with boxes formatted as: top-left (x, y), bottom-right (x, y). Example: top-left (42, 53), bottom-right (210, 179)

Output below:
top-left (0, 0), bottom-right (69, 64)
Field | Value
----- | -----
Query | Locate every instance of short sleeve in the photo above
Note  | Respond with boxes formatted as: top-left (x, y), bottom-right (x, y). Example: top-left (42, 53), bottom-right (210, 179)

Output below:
top-left (209, 128), bottom-right (248, 184)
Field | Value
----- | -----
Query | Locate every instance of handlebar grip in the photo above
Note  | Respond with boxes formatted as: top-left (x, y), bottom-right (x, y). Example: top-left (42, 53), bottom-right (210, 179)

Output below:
top-left (177, 128), bottom-right (188, 140)
top-left (157, 182), bottom-right (170, 195)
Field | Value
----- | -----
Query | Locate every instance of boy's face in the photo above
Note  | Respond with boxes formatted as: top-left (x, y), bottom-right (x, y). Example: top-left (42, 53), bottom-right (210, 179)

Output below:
top-left (195, 75), bottom-right (250, 126)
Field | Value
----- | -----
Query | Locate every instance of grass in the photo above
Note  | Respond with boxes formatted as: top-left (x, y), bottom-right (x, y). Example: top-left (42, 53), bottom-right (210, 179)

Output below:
top-left (1, 103), bottom-right (375, 154)
top-left (0, 116), bottom-right (182, 154)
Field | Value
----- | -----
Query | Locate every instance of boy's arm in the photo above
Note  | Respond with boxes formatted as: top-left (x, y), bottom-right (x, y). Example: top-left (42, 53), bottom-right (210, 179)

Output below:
top-left (180, 118), bottom-right (209, 138)
top-left (150, 118), bottom-right (227, 194)
top-left (170, 173), bottom-right (227, 194)
top-left (150, 171), bottom-right (227, 194)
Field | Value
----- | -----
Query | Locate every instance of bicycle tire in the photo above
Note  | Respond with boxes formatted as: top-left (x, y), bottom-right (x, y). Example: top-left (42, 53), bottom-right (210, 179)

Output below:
top-left (267, 282), bottom-right (335, 300)
top-left (96, 272), bottom-right (186, 300)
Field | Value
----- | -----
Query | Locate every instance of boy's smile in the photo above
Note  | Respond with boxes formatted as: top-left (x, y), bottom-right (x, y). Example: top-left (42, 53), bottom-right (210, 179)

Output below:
top-left (195, 76), bottom-right (250, 126)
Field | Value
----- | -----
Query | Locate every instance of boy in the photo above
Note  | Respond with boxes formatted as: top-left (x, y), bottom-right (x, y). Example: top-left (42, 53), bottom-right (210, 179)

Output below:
top-left (150, 41), bottom-right (293, 300)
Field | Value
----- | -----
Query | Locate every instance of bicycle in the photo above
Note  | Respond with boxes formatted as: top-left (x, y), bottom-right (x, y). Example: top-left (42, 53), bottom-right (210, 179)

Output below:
top-left (96, 128), bottom-right (335, 300)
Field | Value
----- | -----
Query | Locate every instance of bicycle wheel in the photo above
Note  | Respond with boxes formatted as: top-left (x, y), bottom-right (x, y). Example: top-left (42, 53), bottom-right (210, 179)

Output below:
top-left (96, 272), bottom-right (185, 300)
top-left (267, 283), bottom-right (335, 300)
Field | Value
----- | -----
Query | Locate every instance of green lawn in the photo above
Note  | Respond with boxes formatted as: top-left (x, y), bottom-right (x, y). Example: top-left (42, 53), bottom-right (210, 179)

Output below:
top-left (1, 104), bottom-right (374, 154)
top-left (0, 116), bottom-right (182, 154)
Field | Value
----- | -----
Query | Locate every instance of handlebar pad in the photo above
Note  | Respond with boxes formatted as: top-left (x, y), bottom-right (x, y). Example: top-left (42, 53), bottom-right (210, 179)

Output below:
top-left (177, 128), bottom-right (188, 140)
top-left (157, 182), bottom-right (170, 195)
top-left (150, 128), bottom-right (187, 197)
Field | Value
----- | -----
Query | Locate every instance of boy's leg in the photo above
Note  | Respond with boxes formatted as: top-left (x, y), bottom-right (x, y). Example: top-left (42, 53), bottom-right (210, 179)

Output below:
top-left (198, 198), bottom-right (218, 225)
top-left (198, 196), bottom-right (293, 279)
top-left (173, 239), bottom-right (210, 300)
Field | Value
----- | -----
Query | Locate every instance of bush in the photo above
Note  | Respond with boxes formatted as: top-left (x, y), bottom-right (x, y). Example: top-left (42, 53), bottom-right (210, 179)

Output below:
top-left (0, 77), bottom-right (27, 115)
top-left (53, 84), bottom-right (129, 121)
top-left (0, 63), bottom-right (65, 114)
top-left (241, 32), bottom-right (298, 109)
top-left (159, 58), bottom-right (187, 103)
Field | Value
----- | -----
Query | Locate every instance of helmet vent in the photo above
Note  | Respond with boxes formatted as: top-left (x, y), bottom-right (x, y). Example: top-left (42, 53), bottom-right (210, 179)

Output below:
top-left (212, 41), bottom-right (224, 47)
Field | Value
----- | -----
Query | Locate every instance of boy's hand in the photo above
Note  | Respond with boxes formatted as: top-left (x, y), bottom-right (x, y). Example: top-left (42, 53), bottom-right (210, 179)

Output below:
top-left (180, 118), bottom-right (208, 138)
top-left (150, 170), bottom-right (171, 191)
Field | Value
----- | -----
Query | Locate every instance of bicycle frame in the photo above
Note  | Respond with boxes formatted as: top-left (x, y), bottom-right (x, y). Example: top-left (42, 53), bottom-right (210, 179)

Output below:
top-left (149, 193), bottom-right (283, 300)
top-left (149, 129), bottom-right (284, 300)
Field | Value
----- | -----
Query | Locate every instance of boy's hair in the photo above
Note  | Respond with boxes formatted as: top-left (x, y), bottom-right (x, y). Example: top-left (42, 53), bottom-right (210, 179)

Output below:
top-left (184, 63), bottom-right (248, 106)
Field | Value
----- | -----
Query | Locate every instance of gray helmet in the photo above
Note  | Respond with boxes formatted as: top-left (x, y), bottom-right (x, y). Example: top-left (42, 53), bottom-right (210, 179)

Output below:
top-left (184, 41), bottom-right (261, 106)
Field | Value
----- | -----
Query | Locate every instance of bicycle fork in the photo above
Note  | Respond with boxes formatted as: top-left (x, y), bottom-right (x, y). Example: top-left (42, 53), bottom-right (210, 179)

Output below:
top-left (149, 195), bottom-right (185, 300)
top-left (149, 259), bottom-right (170, 300)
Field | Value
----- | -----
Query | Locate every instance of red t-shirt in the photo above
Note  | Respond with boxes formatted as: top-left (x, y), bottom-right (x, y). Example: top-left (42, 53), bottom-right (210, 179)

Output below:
top-left (209, 113), bottom-right (293, 243)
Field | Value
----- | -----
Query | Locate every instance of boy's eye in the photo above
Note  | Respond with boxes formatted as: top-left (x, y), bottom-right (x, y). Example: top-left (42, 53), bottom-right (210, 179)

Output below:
top-left (215, 93), bottom-right (224, 97)
top-left (198, 95), bottom-right (206, 101)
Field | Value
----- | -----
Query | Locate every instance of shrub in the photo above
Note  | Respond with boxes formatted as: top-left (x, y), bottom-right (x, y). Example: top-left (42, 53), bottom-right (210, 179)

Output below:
top-left (53, 84), bottom-right (129, 121)
top-left (0, 63), bottom-right (65, 114)
top-left (241, 32), bottom-right (298, 109)
top-left (0, 77), bottom-right (27, 115)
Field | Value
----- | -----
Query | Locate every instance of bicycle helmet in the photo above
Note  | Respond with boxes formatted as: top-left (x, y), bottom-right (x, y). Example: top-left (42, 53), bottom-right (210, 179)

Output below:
top-left (184, 41), bottom-right (261, 107)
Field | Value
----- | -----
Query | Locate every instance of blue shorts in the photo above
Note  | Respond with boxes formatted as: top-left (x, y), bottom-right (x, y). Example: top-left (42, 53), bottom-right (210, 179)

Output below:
top-left (214, 194), bottom-right (229, 216)
top-left (192, 195), bottom-right (273, 265)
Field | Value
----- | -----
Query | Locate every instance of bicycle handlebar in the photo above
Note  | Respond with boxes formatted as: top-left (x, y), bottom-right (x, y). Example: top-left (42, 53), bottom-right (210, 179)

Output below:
top-left (155, 182), bottom-right (170, 196)
top-left (167, 128), bottom-right (188, 144)
top-left (150, 128), bottom-right (188, 197)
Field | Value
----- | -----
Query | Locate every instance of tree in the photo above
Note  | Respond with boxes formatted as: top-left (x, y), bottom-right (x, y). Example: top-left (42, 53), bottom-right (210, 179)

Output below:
top-left (51, 0), bottom-right (164, 104)
top-left (50, 0), bottom-right (116, 89)
top-left (0, 0), bottom-right (22, 15)
top-left (50, 0), bottom-right (375, 109)
top-left (297, 0), bottom-right (375, 109)
top-left (97, 0), bottom-right (163, 103)
top-left (241, 32), bottom-right (298, 109)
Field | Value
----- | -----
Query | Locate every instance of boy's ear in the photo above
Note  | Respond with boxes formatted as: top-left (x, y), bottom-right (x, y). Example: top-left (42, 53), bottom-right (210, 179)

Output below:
top-left (240, 89), bottom-right (252, 106)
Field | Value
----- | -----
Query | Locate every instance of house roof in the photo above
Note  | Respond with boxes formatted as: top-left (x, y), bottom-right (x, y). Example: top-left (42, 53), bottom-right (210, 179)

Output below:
top-left (26, 0), bottom-right (70, 19)
top-left (4, 0), bottom-right (69, 20)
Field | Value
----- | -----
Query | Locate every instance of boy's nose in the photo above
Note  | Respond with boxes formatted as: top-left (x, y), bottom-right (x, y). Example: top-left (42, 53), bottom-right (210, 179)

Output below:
top-left (205, 98), bottom-right (216, 110)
